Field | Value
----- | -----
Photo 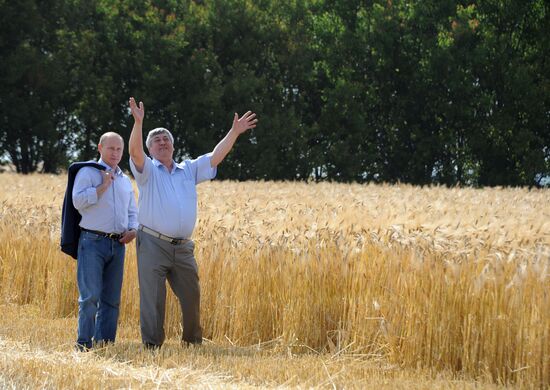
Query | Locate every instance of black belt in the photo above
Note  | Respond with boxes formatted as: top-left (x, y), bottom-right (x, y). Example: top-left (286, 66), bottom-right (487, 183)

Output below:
top-left (81, 228), bottom-right (123, 240)
top-left (138, 225), bottom-right (189, 245)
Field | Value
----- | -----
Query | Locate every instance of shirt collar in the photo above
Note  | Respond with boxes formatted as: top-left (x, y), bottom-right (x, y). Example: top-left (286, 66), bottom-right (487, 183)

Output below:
top-left (98, 159), bottom-right (122, 176)
top-left (152, 158), bottom-right (184, 173)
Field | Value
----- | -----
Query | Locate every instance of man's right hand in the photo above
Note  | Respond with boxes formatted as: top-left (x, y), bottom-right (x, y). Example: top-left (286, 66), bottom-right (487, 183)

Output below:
top-left (96, 171), bottom-right (114, 197)
top-left (100, 171), bottom-right (114, 186)
top-left (129, 96), bottom-right (146, 172)
top-left (129, 97), bottom-right (145, 123)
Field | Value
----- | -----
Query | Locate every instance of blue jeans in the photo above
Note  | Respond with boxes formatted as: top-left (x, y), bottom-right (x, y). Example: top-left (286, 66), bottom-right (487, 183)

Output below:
top-left (76, 231), bottom-right (125, 348)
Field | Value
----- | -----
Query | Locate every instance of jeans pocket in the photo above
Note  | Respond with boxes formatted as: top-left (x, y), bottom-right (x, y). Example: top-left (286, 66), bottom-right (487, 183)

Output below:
top-left (81, 231), bottom-right (103, 241)
top-left (78, 232), bottom-right (102, 257)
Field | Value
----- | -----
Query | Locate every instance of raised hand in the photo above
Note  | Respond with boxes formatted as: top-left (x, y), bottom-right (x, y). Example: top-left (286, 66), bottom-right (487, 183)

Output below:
top-left (210, 111), bottom-right (259, 167)
top-left (231, 111), bottom-right (258, 135)
top-left (128, 97), bottom-right (146, 171)
top-left (129, 97), bottom-right (145, 123)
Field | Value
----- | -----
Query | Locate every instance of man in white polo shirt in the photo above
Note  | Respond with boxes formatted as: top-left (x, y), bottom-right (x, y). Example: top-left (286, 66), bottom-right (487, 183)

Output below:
top-left (128, 97), bottom-right (257, 348)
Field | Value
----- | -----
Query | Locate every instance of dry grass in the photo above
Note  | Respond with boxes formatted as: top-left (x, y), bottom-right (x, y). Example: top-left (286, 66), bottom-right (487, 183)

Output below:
top-left (0, 305), bottom-right (505, 389)
top-left (0, 172), bottom-right (548, 388)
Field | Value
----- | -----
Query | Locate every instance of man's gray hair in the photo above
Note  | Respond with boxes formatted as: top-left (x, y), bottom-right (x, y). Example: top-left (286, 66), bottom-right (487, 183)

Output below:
top-left (145, 128), bottom-right (174, 149)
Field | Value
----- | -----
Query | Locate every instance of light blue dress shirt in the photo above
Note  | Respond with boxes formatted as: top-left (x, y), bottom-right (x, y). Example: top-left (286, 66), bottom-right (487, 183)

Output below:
top-left (72, 159), bottom-right (139, 234)
top-left (129, 153), bottom-right (217, 238)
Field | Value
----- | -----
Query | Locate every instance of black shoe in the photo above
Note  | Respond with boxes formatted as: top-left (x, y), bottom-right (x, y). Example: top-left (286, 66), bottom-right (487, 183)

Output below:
top-left (93, 339), bottom-right (114, 349)
top-left (75, 343), bottom-right (91, 352)
top-left (182, 339), bottom-right (202, 348)
top-left (144, 342), bottom-right (161, 350)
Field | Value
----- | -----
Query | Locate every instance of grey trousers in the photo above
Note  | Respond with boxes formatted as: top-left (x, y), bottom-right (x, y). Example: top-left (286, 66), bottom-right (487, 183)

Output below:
top-left (136, 230), bottom-right (202, 346)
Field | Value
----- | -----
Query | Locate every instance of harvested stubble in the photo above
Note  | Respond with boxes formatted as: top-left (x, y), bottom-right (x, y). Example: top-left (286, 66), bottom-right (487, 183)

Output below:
top-left (0, 173), bottom-right (548, 387)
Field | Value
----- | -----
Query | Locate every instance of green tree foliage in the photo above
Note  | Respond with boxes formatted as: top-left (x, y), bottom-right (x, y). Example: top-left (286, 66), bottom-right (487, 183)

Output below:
top-left (472, 0), bottom-right (549, 186)
top-left (0, 0), bottom-right (70, 173)
top-left (0, 0), bottom-right (548, 185)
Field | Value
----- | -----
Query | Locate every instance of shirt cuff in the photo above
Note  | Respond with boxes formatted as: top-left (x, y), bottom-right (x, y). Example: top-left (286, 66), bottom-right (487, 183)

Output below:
top-left (86, 187), bottom-right (98, 204)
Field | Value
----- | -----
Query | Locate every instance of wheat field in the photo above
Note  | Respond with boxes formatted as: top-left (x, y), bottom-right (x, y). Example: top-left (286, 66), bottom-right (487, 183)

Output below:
top-left (0, 172), bottom-right (548, 388)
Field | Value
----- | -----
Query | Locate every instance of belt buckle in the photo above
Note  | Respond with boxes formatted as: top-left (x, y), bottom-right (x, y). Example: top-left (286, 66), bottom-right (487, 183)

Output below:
top-left (170, 238), bottom-right (179, 245)
top-left (108, 233), bottom-right (118, 240)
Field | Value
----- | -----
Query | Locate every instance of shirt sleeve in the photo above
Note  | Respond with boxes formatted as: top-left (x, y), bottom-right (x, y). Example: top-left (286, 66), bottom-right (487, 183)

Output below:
top-left (127, 185), bottom-right (139, 230)
top-left (129, 156), bottom-right (153, 186)
top-left (72, 168), bottom-right (98, 210)
top-left (189, 152), bottom-right (217, 184)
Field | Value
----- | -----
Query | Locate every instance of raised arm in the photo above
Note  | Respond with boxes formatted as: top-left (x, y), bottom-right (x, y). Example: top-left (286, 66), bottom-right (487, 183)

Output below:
top-left (128, 97), bottom-right (146, 172)
top-left (210, 111), bottom-right (258, 167)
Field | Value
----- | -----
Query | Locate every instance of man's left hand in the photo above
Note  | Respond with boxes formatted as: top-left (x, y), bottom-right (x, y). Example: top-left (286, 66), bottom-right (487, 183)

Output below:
top-left (230, 111), bottom-right (258, 135)
top-left (119, 229), bottom-right (137, 244)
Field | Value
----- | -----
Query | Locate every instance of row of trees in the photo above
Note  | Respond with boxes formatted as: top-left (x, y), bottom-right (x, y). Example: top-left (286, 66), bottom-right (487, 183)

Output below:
top-left (1, 0), bottom-right (548, 186)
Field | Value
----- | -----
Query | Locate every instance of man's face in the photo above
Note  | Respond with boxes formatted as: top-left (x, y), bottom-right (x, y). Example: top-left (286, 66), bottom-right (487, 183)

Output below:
top-left (98, 136), bottom-right (124, 168)
top-left (149, 133), bottom-right (174, 161)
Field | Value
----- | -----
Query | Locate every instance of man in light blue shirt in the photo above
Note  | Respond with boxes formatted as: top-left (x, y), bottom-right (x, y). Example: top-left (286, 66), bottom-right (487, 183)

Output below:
top-left (128, 97), bottom-right (258, 348)
top-left (72, 132), bottom-right (138, 350)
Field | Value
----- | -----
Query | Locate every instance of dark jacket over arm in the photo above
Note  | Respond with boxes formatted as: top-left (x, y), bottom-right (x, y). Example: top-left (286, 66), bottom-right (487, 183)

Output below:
top-left (60, 161), bottom-right (106, 259)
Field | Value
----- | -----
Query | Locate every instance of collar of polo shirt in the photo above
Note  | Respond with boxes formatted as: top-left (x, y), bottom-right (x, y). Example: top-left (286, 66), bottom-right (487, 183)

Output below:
top-left (152, 158), bottom-right (185, 173)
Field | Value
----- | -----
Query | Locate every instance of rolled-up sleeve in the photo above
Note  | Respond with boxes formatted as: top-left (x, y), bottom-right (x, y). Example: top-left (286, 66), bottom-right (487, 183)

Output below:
top-left (190, 153), bottom-right (217, 184)
top-left (72, 169), bottom-right (98, 210)
top-left (129, 156), bottom-right (152, 185)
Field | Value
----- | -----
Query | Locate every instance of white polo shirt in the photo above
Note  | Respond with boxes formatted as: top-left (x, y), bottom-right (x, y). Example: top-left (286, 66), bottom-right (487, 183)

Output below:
top-left (130, 154), bottom-right (216, 238)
